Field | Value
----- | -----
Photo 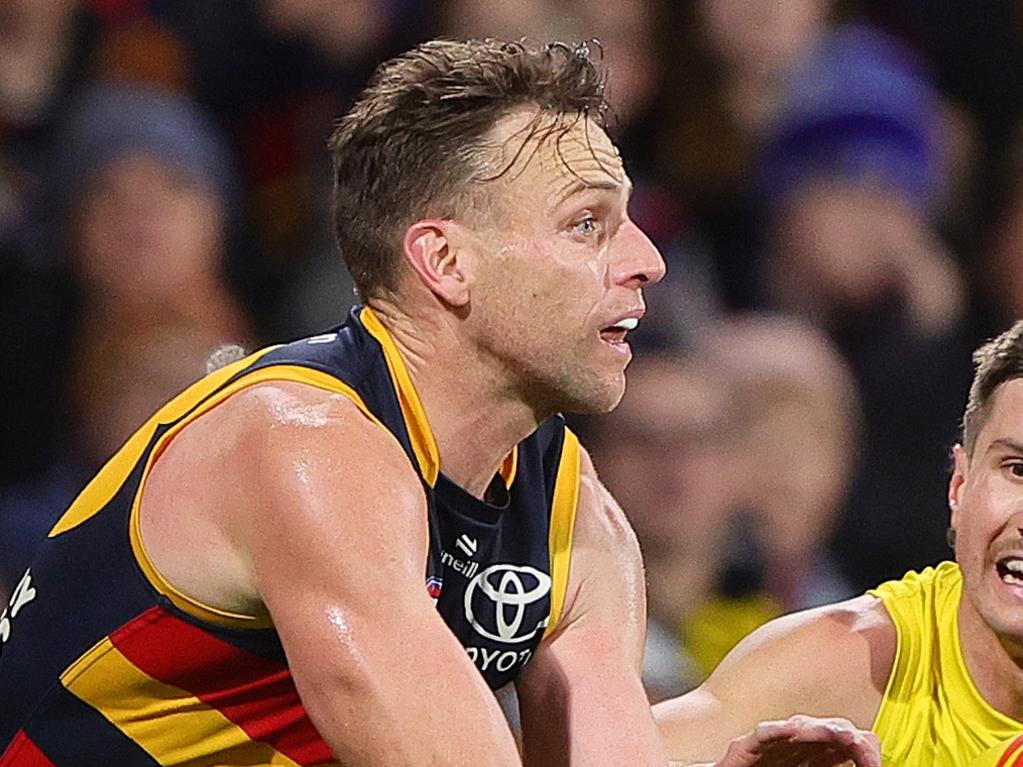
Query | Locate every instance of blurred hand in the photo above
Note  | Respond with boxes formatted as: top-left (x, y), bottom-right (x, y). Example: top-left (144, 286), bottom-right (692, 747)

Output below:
top-left (687, 715), bottom-right (881, 767)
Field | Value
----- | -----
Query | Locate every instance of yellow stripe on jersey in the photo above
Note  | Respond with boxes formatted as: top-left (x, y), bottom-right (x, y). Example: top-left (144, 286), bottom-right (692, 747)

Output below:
top-left (359, 306), bottom-right (518, 489)
top-left (125, 364), bottom-right (387, 629)
top-left (500, 448), bottom-right (518, 490)
top-left (360, 306), bottom-right (441, 486)
top-left (48, 347), bottom-right (280, 538)
top-left (61, 638), bottom-right (302, 767)
top-left (54, 340), bottom-right (395, 629)
top-left (544, 428), bottom-right (580, 639)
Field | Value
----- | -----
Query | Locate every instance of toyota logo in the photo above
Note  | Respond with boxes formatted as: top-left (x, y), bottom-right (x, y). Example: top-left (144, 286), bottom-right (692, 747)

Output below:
top-left (464, 564), bottom-right (552, 644)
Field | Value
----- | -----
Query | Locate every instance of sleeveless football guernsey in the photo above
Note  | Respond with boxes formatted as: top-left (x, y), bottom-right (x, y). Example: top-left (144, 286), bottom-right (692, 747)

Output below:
top-left (0, 306), bottom-right (580, 766)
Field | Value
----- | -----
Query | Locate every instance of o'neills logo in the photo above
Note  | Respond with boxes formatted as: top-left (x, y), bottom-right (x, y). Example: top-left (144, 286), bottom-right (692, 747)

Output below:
top-left (440, 549), bottom-right (479, 579)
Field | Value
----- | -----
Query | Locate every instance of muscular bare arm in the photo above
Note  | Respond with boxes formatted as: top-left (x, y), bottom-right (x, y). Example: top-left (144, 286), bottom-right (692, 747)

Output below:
top-left (653, 594), bottom-right (895, 765)
top-left (515, 447), bottom-right (669, 766)
top-left (141, 382), bottom-right (522, 765)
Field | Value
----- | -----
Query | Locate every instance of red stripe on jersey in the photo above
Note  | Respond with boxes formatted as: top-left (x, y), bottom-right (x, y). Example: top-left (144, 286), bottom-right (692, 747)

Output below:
top-left (998, 735), bottom-right (1023, 767)
top-left (110, 606), bottom-right (332, 765)
top-left (0, 733), bottom-right (57, 767)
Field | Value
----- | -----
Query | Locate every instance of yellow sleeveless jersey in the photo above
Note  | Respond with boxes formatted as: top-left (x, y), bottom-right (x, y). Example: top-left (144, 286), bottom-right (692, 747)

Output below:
top-left (868, 562), bottom-right (1023, 765)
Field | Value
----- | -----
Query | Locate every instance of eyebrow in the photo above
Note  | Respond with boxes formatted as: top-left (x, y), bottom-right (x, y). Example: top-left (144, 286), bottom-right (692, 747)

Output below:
top-left (987, 437), bottom-right (1023, 454)
top-left (552, 177), bottom-right (633, 209)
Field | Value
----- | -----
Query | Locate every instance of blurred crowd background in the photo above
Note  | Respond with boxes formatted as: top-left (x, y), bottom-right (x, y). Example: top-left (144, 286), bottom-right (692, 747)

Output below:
top-left (2, 0), bottom-right (1021, 699)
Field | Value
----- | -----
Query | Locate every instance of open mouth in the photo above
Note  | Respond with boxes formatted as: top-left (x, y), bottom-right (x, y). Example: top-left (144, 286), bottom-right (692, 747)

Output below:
top-left (600, 317), bottom-right (638, 346)
top-left (996, 556), bottom-right (1023, 587)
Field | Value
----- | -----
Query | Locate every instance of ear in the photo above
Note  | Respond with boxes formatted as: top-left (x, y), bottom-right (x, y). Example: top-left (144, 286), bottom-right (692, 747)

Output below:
top-left (401, 220), bottom-right (473, 308)
top-left (949, 443), bottom-right (969, 529)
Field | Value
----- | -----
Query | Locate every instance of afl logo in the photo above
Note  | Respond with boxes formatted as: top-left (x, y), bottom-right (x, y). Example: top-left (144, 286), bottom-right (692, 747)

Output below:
top-left (464, 564), bottom-right (551, 644)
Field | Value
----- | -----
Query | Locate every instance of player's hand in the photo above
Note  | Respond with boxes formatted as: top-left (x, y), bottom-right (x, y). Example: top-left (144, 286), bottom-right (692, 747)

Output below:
top-left (693, 715), bottom-right (881, 767)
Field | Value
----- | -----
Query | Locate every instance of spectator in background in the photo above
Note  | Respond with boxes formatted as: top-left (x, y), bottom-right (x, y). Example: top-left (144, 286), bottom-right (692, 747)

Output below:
top-left (980, 121), bottom-right (1023, 334)
top-left (0, 3), bottom-right (210, 490)
top-left (0, 0), bottom-right (81, 132)
top-left (584, 314), bottom-right (861, 698)
top-left (758, 24), bottom-right (980, 590)
top-left (56, 84), bottom-right (248, 342)
top-left (698, 316), bottom-right (860, 606)
top-left (760, 25), bottom-right (962, 336)
top-left (651, 0), bottom-right (838, 310)
top-left (697, 0), bottom-right (835, 134)
top-left (679, 316), bottom-right (860, 678)
top-left (146, 0), bottom-right (437, 340)
top-left (583, 353), bottom-right (732, 700)
top-left (0, 0), bottom-right (98, 486)
top-left (0, 82), bottom-right (249, 603)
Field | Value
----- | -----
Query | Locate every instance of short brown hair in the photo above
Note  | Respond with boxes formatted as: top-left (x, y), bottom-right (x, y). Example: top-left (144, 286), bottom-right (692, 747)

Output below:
top-left (328, 38), bottom-right (608, 299)
top-left (963, 320), bottom-right (1023, 453)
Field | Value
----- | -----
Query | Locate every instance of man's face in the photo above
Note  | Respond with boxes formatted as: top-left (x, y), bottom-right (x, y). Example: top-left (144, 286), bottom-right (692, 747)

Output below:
top-left (464, 111), bottom-right (665, 415)
top-left (75, 153), bottom-right (222, 305)
top-left (952, 378), bottom-right (1023, 647)
top-left (589, 359), bottom-right (734, 552)
top-left (771, 181), bottom-right (923, 315)
top-left (699, 0), bottom-right (831, 77)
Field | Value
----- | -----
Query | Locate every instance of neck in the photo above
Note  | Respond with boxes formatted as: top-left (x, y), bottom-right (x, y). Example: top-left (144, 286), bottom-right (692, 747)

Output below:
top-left (368, 298), bottom-right (545, 499)
top-left (958, 590), bottom-right (1023, 721)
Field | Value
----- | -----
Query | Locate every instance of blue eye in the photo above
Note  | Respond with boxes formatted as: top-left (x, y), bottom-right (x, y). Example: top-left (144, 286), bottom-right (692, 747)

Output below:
top-left (573, 216), bottom-right (598, 236)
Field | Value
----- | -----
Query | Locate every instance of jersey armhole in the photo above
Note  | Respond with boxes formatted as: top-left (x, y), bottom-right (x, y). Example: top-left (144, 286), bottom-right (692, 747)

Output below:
top-left (128, 365), bottom-right (388, 630)
top-left (865, 589), bottom-right (904, 733)
top-left (544, 428), bottom-right (581, 639)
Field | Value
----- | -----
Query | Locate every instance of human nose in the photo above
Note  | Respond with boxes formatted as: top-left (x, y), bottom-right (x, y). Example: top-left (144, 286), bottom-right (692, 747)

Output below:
top-left (610, 220), bottom-right (666, 288)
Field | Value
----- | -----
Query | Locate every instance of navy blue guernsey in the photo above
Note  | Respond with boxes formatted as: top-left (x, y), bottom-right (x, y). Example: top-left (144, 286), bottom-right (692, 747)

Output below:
top-left (0, 306), bottom-right (581, 766)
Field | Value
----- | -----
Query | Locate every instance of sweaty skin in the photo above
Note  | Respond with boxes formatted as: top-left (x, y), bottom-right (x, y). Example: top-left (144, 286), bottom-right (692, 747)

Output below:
top-left (137, 108), bottom-right (878, 767)
top-left (137, 110), bottom-right (671, 766)
top-left (654, 593), bottom-right (891, 764)
top-left (952, 380), bottom-right (1023, 719)
top-left (657, 378), bottom-right (1023, 765)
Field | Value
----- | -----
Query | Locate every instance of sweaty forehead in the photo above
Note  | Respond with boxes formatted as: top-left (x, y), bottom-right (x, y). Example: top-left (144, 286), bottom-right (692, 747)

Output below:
top-left (486, 109), bottom-right (626, 193)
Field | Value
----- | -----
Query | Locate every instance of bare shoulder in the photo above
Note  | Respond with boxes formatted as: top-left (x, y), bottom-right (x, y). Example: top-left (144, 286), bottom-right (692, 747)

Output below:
top-left (205, 379), bottom-right (398, 451)
top-left (573, 445), bottom-right (643, 559)
top-left (139, 379), bottom-right (424, 616)
top-left (543, 444), bottom-right (646, 655)
top-left (168, 379), bottom-right (420, 495)
top-left (656, 593), bottom-right (895, 739)
top-left (561, 446), bottom-right (645, 622)
top-left (147, 379), bottom-right (422, 518)
top-left (713, 593), bottom-right (894, 678)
